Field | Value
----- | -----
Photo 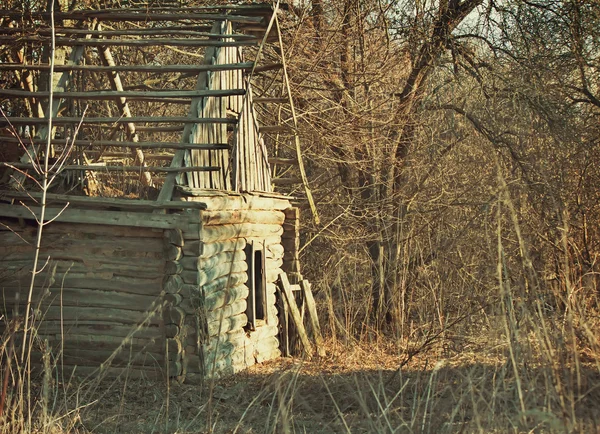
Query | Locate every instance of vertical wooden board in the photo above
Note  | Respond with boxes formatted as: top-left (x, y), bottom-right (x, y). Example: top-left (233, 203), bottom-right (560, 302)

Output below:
top-left (278, 273), bottom-right (314, 358)
top-left (300, 279), bottom-right (325, 357)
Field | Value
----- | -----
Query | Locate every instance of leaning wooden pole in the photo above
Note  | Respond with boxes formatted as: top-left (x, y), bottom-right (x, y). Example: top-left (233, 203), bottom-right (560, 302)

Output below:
top-left (97, 31), bottom-right (153, 187)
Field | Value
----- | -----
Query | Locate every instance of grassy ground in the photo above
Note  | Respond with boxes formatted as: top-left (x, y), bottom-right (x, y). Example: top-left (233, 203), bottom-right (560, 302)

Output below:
top-left (7, 331), bottom-right (597, 434)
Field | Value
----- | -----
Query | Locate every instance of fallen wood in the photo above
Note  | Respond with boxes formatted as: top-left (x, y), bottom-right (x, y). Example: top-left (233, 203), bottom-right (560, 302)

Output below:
top-left (278, 273), bottom-right (314, 358)
top-left (300, 280), bottom-right (326, 357)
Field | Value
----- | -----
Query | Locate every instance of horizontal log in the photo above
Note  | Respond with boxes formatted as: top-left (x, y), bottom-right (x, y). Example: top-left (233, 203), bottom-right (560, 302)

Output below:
top-left (31, 305), bottom-right (162, 326)
top-left (201, 329), bottom-right (246, 354)
top-left (1, 162), bottom-right (219, 173)
top-left (178, 191), bottom-right (291, 211)
top-left (182, 260), bottom-right (247, 285)
top-left (0, 136), bottom-right (229, 151)
top-left (200, 272), bottom-right (248, 296)
top-left (164, 244), bottom-right (183, 261)
top-left (204, 284), bottom-right (248, 312)
top-left (253, 336), bottom-right (281, 363)
top-left (247, 324), bottom-right (279, 343)
top-left (268, 242), bottom-right (285, 256)
top-left (181, 250), bottom-right (245, 272)
top-left (163, 306), bottom-right (185, 327)
top-left (0, 287), bottom-right (161, 310)
top-left (245, 235), bottom-right (283, 249)
top-left (0, 221), bottom-right (166, 239)
top-left (164, 293), bottom-right (183, 306)
top-left (166, 338), bottom-right (183, 356)
top-left (207, 299), bottom-right (246, 329)
top-left (207, 312), bottom-right (247, 337)
top-left (0, 231), bottom-right (165, 255)
top-left (1, 259), bottom-right (165, 279)
top-left (3, 116), bottom-right (238, 125)
top-left (0, 204), bottom-right (196, 231)
top-left (35, 348), bottom-right (165, 368)
top-left (164, 228), bottom-right (185, 247)
top-left (0, 10), bottom-right (265, 23)
top-left (0, 36), bottom-right (257, 48)
top-left (36, 332), bottom-right (164, 353)
top-left (165, 324), bottom-right (179, 339)
top-left (201, 209), bottom-right (285, 226)
top-left (1, 192), bottom-right (207, 213)
top-left (1, 273), bottom-right (164, 296)
top-left (35, 323), bottom-right (163, 340)
top-left (182, 238), bottom-right (245, 258)
top-left (163, 274), bottom-right (184, 294)
top-left (0, 89), bottom-right (246, 100)
top-left (202, 223), bottom-right (283, 243)
top-left (0, 28), bottom-right (256, 38)
top-left (165, 261), bottom-right (183, 275)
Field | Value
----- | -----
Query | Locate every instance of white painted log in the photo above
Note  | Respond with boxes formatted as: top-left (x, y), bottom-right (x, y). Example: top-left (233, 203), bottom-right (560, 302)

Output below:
top-left (201, 223), bottom-right (283, 243)
top-left (182, 260), bottom-right (247, 285)
top-left (202, 272), bottom-right (248, 295)
top-left (201, 209), bottom-right (285, 226)
top-left (204, 284), bottom-right (249, 312)
top-left (182, 238), bottom-right (244, 257)
top-left (181, 249), bottom-right (245, 271)
top-left (180, 193), bottom-right (291, 212)
top-left (207, 312), bottom-right (247, 337)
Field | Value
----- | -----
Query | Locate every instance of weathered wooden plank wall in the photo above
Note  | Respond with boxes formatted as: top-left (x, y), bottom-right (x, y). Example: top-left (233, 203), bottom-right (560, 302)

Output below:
top-left (0, 220), bottom-right (168, 375)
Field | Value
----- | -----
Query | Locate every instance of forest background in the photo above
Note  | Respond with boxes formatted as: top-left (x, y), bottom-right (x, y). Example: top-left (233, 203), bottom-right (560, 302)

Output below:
top-left (1, 0), bottom-right (599, 432)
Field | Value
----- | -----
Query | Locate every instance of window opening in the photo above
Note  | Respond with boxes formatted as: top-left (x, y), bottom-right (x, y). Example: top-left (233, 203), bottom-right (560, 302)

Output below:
top-left (245, 241), bottom-right (267, 330)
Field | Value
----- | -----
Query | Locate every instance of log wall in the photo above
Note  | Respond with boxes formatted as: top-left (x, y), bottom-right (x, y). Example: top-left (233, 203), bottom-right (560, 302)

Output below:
top-left (0, 219), bottom-right (168, 376)
top-left (171, 191), bottom-right (293, 380)
top-left (0, 192), bottom-right (297, 381)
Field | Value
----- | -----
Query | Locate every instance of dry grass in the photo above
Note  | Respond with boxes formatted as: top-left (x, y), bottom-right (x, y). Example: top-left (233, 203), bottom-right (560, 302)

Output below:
top-left (1, 326), bottom-right (598, 434)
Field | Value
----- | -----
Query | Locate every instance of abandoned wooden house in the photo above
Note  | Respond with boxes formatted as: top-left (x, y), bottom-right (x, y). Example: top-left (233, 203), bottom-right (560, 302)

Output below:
top-left (0, 2), bottom-right (323, 381)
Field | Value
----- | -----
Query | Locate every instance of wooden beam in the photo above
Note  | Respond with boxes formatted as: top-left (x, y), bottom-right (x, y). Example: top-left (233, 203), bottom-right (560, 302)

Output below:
top-left (0, 203), bottom-right (196, 229)
top-left (0, 89), bottom-right (246, 100)
top-left (0, 191), bottom-right (207, 210)
top-left (1, 162), bottom-right (219, 173)
top-left (4, 116), bottom-right (238, 125)
top-left (300, 280), bottom-right (326, 357)
top-left (0, 36), bottom-right (259, 48)
top-left (0, 137), bottom-right (228, 151)
top-left (0, 62), bottom-right (255, 73)
top-left (278, 273), bottom-right (314, 358)
top-left (0, 28), bottom-right (257, 38)
top-left (0, 11), bottom-right (266, 23)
